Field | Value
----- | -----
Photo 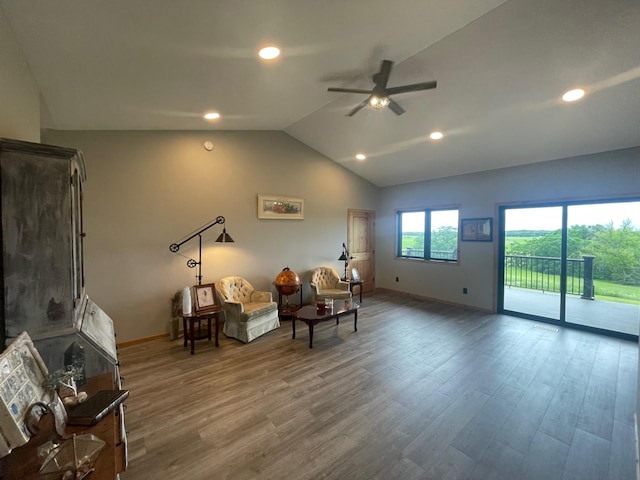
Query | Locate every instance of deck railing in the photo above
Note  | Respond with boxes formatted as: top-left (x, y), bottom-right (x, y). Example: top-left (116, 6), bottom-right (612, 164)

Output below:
top-left (504, 255), bottom-right (595, 298)
top-left (400, 248), bottom-right (457, 260)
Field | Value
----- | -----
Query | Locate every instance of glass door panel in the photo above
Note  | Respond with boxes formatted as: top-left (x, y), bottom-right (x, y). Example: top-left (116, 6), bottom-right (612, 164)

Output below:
top-left (502, 206), bottom-right (563, 320)
top-left (565, 202), bottom-right (640, 336)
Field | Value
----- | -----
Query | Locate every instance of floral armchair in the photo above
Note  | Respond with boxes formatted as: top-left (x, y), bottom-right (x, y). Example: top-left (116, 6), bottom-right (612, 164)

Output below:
top-left (214, 276), bottom-right (280, 343)
top-left (309, 267), bottom-right (352, 303)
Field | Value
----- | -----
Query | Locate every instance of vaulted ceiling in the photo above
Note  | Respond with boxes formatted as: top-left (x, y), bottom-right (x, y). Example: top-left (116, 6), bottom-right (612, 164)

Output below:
top-left (2, 0), bottom-right (639, 186)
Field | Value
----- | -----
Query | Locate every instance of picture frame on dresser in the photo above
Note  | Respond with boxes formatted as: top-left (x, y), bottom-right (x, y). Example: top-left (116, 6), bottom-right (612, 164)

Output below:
top-left (193, 283), bottom-right (217, 313)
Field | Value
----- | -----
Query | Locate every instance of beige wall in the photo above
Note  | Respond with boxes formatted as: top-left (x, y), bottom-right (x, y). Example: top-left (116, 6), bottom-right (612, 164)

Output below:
top-left (41, 129), bottom-right (640, 343)
top-left (0, 6), bottom-right (40, 142)
top-left (376, 147), bottom-right (640, 310)
top-left (43, 130), bottom-right (378, 342)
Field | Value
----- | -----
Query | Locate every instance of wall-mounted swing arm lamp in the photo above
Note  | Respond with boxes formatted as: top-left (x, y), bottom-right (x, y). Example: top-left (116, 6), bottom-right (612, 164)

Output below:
top-left (338, 242), bottom-right (352, 280)
top-left (169, 215), bottom-right (234, 285)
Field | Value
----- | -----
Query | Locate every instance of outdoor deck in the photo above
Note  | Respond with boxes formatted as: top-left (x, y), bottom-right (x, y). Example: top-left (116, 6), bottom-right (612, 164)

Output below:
top-left (504, 287), bottom-right (640, 336)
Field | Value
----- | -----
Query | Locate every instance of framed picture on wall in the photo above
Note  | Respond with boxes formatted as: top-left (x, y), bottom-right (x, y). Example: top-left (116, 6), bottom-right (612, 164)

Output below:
top-left (257, 194), bottom-right (304, 220)
top-left (461, 218), bottom-right (493, 242)
top-left (193, 283), bottom-right (217, 312)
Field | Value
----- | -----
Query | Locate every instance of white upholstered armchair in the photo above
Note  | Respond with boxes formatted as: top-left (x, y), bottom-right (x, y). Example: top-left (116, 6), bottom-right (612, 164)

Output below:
top-left (309, 267), bottom-right (352, 303)
top-left (215, 276), bottom-right (280, 343)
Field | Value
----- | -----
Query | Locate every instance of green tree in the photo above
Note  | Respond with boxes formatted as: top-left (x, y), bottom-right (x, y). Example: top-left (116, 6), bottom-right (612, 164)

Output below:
top-left (584, 220), bottom-right (640, 284)
top-left (431, 226), bottom-right (457, 251)
top-left (404, 232), bottom-right (424, 249)
top-left (506, 221), bottom-right (640, 284)
top-left (507, 225), bottom-right (598, 258)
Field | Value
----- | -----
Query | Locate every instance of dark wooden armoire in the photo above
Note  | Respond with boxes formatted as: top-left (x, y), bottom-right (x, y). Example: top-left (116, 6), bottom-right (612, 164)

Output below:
top-left (0, 139), bottom-right (127, 478)
top-left (0, 138), bottom-right (119, 377)
top-left (0, 138), bottom-right (126, 477)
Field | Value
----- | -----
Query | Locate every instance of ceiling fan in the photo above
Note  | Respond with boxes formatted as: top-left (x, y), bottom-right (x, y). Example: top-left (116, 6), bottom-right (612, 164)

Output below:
top-left (327, 59), bottom-right (437, 116)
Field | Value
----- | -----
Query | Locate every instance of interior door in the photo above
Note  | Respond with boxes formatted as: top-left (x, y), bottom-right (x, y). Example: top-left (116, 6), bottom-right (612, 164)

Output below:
top-left (347, 209), bottom-right (375, 293)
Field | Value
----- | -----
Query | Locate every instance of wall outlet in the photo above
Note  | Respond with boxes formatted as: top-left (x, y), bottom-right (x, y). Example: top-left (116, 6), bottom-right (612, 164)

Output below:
top-left (463, 287), bottom-right (468, 294)
top-left (395, 276), bottom-right (399, 282)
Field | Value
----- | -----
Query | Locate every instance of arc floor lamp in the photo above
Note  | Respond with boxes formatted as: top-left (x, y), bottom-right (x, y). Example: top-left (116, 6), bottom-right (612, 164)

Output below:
top-left (169, 215), bottom-right (234, 285)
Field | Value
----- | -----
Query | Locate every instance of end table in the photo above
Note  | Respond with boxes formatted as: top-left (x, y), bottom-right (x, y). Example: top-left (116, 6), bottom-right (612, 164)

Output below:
top-left (182, 306), bottom-right (223, 354)
top-left (346, 280), bottom-right (364, 302)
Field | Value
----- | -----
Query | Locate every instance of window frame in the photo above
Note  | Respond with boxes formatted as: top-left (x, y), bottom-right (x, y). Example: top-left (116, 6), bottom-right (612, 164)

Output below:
top-left (396, 207), bottom-right (459, 263)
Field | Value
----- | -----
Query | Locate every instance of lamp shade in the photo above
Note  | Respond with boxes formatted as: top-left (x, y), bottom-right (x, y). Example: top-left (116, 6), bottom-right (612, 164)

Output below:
top-left (215, 228), bottom-right (234, 243)
top-left (338, 252), bottom-right (348, 261)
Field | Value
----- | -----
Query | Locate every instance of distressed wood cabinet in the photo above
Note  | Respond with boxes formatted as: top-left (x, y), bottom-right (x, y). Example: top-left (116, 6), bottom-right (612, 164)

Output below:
top-left (0, 139), bottom-right (85, 348)
top-left (0, 138), bottom-right (126, 477)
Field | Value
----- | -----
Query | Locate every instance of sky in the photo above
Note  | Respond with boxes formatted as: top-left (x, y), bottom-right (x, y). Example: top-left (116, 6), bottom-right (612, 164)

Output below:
top-left (401, 201), bottom-right (640, 232)
top-left (505, 202), bottom-right (640, 231)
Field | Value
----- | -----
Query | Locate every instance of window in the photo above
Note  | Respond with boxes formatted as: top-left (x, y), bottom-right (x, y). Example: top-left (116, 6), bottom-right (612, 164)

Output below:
top-left (397, 208), bottom-right (459, 261)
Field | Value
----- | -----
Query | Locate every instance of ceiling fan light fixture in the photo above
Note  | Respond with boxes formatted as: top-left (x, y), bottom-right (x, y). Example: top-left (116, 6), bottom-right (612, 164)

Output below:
top-left (369, 96), bottom-right (390, 109)
top-left (259, 46), bottom-right (280, 60)
top-left (562, 88), bottom-right (585, 102)
top-left (328, 59), bottom-right (436, 117)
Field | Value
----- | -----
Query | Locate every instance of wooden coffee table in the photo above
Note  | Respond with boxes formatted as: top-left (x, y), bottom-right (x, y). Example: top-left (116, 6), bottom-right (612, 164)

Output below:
top-left (293, 302), bottom-right (359, 348)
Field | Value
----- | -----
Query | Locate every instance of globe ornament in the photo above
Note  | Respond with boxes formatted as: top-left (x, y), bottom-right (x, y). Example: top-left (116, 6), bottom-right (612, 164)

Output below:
top-left (273, 266), bottom-right (301, 296)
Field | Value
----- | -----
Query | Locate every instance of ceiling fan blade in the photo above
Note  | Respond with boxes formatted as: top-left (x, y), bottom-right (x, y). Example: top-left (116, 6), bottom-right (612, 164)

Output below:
top-left (385, 80), bottom-right (437, 96)
top-left (387, 98), bottom-right (406, 116)
top-left (328, 87), bottom-right (373, 94)
top-left (347, 99), bottom-right (369, 117)
top-left (372, 60), bottom-right (393, 89)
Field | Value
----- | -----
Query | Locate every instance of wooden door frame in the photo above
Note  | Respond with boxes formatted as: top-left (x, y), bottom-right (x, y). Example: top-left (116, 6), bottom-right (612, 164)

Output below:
top-left (347, 209), bottom-right (375, 293)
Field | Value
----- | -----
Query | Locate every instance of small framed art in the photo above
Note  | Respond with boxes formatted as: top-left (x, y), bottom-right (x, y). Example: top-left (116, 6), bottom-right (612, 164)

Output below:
top-left (461, 218), bottom-right (493, 242)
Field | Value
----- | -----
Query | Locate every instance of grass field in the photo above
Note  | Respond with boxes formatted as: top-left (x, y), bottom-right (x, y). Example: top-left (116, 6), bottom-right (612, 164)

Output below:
top-left (594, 279), bottom-right (640, 305)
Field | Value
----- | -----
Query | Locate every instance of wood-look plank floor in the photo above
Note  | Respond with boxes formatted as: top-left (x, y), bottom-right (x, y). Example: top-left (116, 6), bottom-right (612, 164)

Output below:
top-left (118, 291), bottom-right (638, 480)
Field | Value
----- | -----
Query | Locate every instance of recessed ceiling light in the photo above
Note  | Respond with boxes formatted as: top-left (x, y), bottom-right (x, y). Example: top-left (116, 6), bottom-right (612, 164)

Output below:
top-left (562, 88), bottom-right (585, 102)
top-left (259, 46), bottom-right (280, 60)
top-left (429, 131), bottom-right (444, 140)
top-left (355, 153), bottom-right (366, 160)
top-left (203, 112), bottom-right (220, 120)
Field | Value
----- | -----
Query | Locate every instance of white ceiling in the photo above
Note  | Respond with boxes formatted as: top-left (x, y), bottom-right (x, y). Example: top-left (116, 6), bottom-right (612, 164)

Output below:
top-left (2, 0), bottom-right (640, 187)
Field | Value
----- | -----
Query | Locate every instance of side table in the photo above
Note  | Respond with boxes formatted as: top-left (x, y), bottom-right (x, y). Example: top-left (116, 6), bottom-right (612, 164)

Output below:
top-left (276, 285), bottom-right (303, 320)
top-left (346, 280), bottom-right (364, 302)
top-left (182, 306), bottom-right (223, 354)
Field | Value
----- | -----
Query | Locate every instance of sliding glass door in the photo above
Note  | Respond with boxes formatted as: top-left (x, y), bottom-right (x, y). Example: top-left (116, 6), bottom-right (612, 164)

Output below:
top-left (499, 200), bottom-right (640, 338)
top-left (564, 202), bottom-right (640, 336)
top-left (502, 206), bottom-right (563, 321)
